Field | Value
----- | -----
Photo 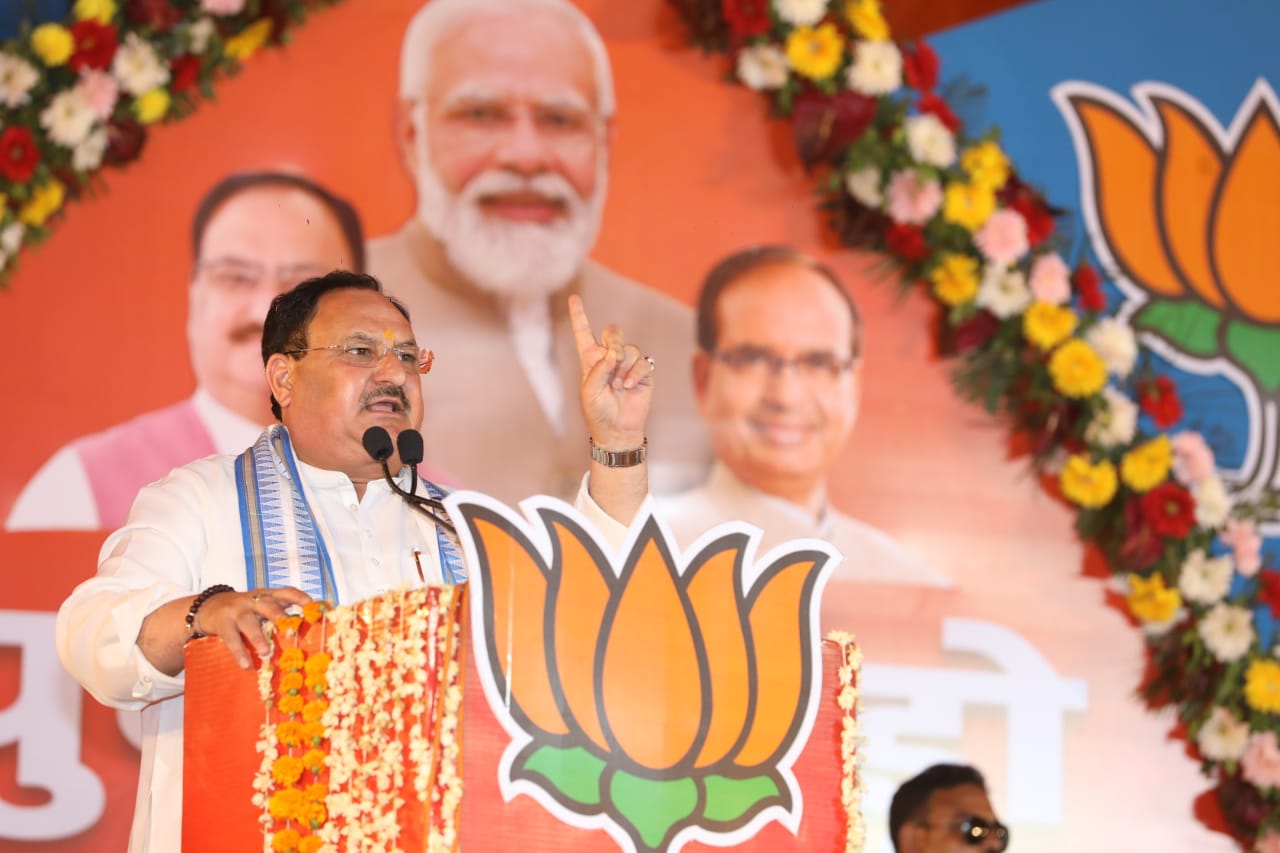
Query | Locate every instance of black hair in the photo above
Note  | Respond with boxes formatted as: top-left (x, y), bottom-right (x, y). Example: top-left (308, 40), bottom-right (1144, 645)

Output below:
top-left (190, 171), bottom-right (366, 273)
top-left (694, 245), bottom-right (863, 358)
top-left (261, 271), bottom-right (410, 420)
top-left (889, 763), bottom-right (988, 851)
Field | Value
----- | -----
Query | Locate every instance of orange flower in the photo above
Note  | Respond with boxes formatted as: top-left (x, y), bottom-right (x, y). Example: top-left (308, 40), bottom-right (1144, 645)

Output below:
top-left (275, 615), bottom-right (303, 635)
top-left (279, 672), bottom-right (304, 694)
top-left (277, 694), bottom-right (304, 717)
top-left (275, 721), bottom-right (303, 748)
top-left (271, 828), bottom-right (300, 853)
top-left (271, 755), bottom-right (303, 786)
top-left (279, 648), bottom-right (305, 671)
top-left (267, 787), bottom-right (303, 820)
top-left (301, 600), bottom-right (329, 623)
top-left (301, 699), bottom-right (328, 723)
top-left (301, 748), bottom-right (327, 774)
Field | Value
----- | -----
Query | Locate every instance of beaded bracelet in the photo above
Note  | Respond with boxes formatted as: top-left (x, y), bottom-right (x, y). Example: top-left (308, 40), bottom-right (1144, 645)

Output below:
top-left (185, 584), bottom-right (235, 641)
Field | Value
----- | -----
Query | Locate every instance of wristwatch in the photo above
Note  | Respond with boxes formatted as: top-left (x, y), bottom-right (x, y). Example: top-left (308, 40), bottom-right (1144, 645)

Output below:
top-left (589, 437), bottom-right (647, 468)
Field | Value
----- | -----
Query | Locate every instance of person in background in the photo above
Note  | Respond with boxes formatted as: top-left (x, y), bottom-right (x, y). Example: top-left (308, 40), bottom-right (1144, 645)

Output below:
top-left (369, 0), bottom-right (708, 503)
top-left (890, 763), bottom-right (1009, 853)
top-left (8, 171), bottom-right (365, 530)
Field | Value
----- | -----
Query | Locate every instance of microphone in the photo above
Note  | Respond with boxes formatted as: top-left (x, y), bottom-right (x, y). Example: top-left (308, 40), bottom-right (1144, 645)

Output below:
top-left (361, 427), bottom-right (455, 534)
top-left (397, 429), bottom-right (424, 496)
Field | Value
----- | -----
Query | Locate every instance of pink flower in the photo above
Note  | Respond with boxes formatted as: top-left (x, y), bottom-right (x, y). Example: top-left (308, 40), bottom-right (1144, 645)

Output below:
top-left (1257, 829), bottom-right (1280, 853)
top-left (1224, 518), bottom-right (1263, 577)
top-left (200, 0), bottom-right (245, 14)
top-left (884, 170), bottom-right (942, 226)
top-left (1171, 431), bottom-right (1216, 485)
top-left (1243, 731), bottom-right (1280, 790)
top-left (1028, 252), bottom-right (1071, 304)
top-left (973, 208), bottom-right (1030, 266)
top-left (74, 69), bottom-right (119, 121)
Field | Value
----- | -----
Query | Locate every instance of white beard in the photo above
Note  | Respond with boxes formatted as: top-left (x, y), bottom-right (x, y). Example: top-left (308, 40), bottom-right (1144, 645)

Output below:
top-left (412, 118), bottom-right (606, 300)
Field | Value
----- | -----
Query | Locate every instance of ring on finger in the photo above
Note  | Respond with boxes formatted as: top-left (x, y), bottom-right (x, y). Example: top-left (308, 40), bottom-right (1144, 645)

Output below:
top-left (644, 356), bottom-right (655, 371)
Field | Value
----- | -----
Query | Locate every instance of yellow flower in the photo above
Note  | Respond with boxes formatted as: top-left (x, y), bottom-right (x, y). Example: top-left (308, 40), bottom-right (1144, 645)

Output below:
top-left (942, 181), bottom-right (996, 231)
top-left (1120, 435), bottom-right (1173, 493)
top-left (1023, 301), bottom-right (1078, 350)
top-left (19, 181), bottom-right (66, 228)
top-left (929, 253), bottom-right (979, 306)
top-left (72, 0), bottom-right (116, 24)
top-left (268, 787), bottom-right (304, 820)
top-left (961, 140), bottom-right (1010, 191)
top-left (305, 782), bottom-right (328, 802)
top-left (302, 748), bottom-right (327, 774)
top-left (1048, 339), bottom-right (1107, 398)
top-left (1126, 573), bottom-right (1181, 624)
top-left (785, 23), bottom-right (845, 81)
top-left (224, 18), bottom-right (274, 62)
top-left (300, 721), bottom-right (326, 745)
top-left (271, 828), bottom-right (300, 853)
top-left (30, 23), bottom-right (73, 67)
top-left (132, 87), bottom-right (170, 124)
top-left (1245, 659), bottom-right (1280, 714)
top-left (275, 614), bottom-right (303, 635)
top-left (276, 721), bottom-right (303, 748)
top-left (1059, 454), bottom-right (1118, 509)
top-left (304, 651), bottom-right (331, 676)
top-left (279, 647), bottom-right (305, 671)
top-left (301, 698), bottom-right (328, 723)
top-left (302, 600), bottom-right (329, 623)
top-left (277, 693), bottom-right (305, 716)
top-left (845, 0), bottom-right (890, 41)
top-left (298, 835), bottom-right (324, 853)
top-left (279, 671), bottom-right (304, 694)
top-left (301, 800), bottom-right (327, 827)
top-left (271, 754), bottom-right (304, 786)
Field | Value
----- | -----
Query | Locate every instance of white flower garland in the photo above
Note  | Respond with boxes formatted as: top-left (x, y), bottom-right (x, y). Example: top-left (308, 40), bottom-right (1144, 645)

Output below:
top-left (826, 630), bottom-right (866, 853)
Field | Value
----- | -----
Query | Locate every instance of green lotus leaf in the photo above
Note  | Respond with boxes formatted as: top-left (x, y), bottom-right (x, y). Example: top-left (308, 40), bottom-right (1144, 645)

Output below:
top-left (516, 744), bottom-right (606, 809)
top-left (1224, 320), bottom-right (1280, 394)
top-left (608, 769), bottom-right (698, 851)
top-left (702, 773), bottom-right (782, 823)
top-left (1131, 300), bottom-right (1221, 357)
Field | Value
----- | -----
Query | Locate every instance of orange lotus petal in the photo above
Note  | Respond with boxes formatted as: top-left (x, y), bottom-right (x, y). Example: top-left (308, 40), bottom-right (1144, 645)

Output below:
top-left (600, 532), bottom-right (703, 771)
top-left (547, 515), bottom-right (612, 753)
top-left (683, 536), bottom-right (752, 769)
top-left (1213, 103), bottom-right (1280, 323)
top-left (469, 515), bottom-right (567, 737)
top-left (733, 553), bottom-right (827, 769)
top-left (1068, 95), bottom-right (1185, 298)
top-left (1153, 97), bottom-right (1226, 308)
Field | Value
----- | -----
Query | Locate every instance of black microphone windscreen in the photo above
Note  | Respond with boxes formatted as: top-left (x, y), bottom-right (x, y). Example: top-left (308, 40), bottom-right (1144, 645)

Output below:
top-left (397, 429), bottom-right (425, 466)
top-left (362, 426), bottom-right (394, 462)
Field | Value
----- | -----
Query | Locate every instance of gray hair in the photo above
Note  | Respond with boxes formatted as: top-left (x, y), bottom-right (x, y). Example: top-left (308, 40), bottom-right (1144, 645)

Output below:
top-left (398, 0), bottom-right (617, 119)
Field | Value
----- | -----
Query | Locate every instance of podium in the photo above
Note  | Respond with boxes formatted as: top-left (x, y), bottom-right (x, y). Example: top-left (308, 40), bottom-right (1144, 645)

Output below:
top-left (183, 502), bottom-right (865, 852)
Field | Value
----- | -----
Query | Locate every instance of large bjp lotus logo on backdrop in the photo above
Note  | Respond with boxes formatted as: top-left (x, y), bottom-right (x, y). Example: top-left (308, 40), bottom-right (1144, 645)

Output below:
top-left (447, 493), bottom-right (836, 853)
top-left (1054, 79), bottom-right (1280, 491)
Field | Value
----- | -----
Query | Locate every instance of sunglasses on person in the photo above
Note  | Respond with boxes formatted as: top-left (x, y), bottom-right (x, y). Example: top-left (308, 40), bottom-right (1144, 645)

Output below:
top-left (917, 815), bottom-right (1010, 851)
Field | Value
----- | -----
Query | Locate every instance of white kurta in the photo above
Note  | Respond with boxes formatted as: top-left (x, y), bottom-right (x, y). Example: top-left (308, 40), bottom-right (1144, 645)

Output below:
top-left (55, 446), bottom-right (622, 853)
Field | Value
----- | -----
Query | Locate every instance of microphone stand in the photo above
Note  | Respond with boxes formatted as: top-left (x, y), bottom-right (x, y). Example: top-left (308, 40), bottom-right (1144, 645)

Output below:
top-left (377, 459), bottom-right (456, 535)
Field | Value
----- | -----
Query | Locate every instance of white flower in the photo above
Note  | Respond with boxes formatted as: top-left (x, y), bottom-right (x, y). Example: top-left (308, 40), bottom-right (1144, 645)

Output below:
top-left (0, 52), bottom-right (38, 108)
top-left (1085, 386), bottom-right (1138, 448)
top-left (1, 222), bottom-right (25, 255)
top-left (844, 166), bottom-right (882, 208)
top-left (1178, 548), bottom-right (1234, 605)
top-left (975, 264), bottom-right (1031, 319)
top-left (188, 18), bottom-right (217, 54)
top-left (1193, 473), bottom-right (1232, 529)
top-left (774, 0), bottom-right (827, 26)
top-left (1084, 317), bottom-right (1138, 377)
top-left (1196, 706), bottom-right (1250, 762)
top-left (112, 32), bottom-right (171, 97)
top-left (736, 44), bottom-right (789, 91)
top-left (846, 40), bottom-right (902, 96)
top-left (73, 128), bottom-right (108, 171)
top-left (1199, 602), bottom-right (1256, 663)
top-left (40, 89), bottom-right (97, 149)
top-left (904, 113), bottom-right (956, 168)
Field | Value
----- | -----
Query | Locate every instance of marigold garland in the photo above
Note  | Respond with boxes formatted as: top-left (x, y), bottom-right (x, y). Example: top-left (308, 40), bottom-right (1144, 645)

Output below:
top-left (826, 631), bottom-right (866, 853)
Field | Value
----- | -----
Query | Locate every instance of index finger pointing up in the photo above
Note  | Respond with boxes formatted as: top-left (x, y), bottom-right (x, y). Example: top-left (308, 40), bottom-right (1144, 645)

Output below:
top-left (569, 294), bottom-right (603, 363)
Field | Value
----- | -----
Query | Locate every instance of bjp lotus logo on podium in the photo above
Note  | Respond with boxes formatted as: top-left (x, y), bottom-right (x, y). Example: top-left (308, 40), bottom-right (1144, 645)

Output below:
top-left (1054, 79), bottom-right (1280, 491)
top-left (448, 494), bottom-right (837, 853)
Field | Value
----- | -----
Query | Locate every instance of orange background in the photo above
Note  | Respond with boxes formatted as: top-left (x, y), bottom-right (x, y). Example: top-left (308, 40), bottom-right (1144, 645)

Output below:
top-left (0, 1), bottom-right (1232, 851)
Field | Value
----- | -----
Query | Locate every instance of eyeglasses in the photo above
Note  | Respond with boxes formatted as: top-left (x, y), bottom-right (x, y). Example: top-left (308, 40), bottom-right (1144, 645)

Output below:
top-left (284, 339), bottom-right (435, 375)
top-left (195, 258), bottom-right (330, 293)
top-left (711, 345), bottom-right (857, 383)
top-left (918, 816), bottom-right (1010, 852)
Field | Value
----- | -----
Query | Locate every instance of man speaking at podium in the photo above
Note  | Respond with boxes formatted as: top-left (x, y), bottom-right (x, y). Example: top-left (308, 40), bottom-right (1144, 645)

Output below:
top-left (55, 270), bottom-right (656, 853)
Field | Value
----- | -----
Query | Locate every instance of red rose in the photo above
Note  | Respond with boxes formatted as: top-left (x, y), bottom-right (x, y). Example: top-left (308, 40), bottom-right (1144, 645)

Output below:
top-left (170, 55), bottom-right (201, 94)
top-left (1137, 375), bottom-right (1183, 429)
top-left (917, 92), bottom-right (961, 133)
top-left (885, 223), bottom-right (929, 262)
top-left (1008, 196), bottom-right (1054, 245)
top-left (105, 118), bottom-right (147, 167)
top-left (721, 0), bottom-right (772, 38)
top-left (1072, 262), bottom-right (1106, 312)
top-left (1117, 497), bottom-right (1163, 571)
top-left (69, 21), bottom-right (118, 72)
top-left (903, 41), bottom-right (940, 92)
top-left (791, 89), bottom-right (877, 167)
top-left (0, 126), bottom-right (41, 183)
top-left (1138, 481), bottom-right (1196, 539)
top-left (950, 310), bottom-right (999, 353)
top-left (1256, 570), bottom-right (1280, 618)
top-left (125, 0), bottom-right (183, 30)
